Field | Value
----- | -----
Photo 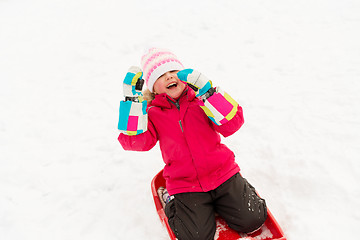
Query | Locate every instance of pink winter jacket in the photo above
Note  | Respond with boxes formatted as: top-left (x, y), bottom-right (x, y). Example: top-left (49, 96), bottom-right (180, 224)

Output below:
top-left (118, 86), bottom-right (244, 195)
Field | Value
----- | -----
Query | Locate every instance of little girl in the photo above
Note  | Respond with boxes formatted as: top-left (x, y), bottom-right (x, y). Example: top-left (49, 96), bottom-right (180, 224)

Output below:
top-left (118, 48), bottom-right (267, 240)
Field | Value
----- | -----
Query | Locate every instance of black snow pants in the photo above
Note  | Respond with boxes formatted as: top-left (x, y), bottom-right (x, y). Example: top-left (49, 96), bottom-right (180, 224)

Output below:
top-left (164, 173), bottom-right (267, 240)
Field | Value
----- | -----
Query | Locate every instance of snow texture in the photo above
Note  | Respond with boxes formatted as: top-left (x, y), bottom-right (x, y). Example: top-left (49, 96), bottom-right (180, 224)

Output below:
top-left (1, 0), bottom-right (360, 239)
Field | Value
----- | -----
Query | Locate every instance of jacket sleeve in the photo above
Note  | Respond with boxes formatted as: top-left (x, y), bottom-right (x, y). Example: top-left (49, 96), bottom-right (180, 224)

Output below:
top-left (212, 105), bottom-right (244, 137)
top-left (118, 116), bottom-right (158, 151)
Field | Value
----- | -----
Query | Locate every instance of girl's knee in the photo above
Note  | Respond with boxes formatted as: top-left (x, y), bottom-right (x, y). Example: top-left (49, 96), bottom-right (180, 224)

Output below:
top-left (244, 209), bottom-right (267, 233)
top-left (228, 213), bottom-right (267, 234)
top-left (170, 219), bottom-right (216, 240)
top-left (166, 199), bottom-right (216, 240)
top-left (228, 199), bottom-right (268, 234)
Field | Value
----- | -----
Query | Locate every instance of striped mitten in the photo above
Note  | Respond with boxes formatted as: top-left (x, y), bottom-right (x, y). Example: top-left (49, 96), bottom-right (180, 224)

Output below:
top-left (177, 69), bottom-right (238, 125)
top-left (199, 87), bottom-right (238, 126)
top-left (118, 66), bottom-right (148, 135)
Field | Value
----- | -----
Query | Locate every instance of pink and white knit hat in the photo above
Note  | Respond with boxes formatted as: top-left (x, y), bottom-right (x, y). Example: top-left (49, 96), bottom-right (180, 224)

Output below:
top-left (141, 48), bottom-right (184, 92)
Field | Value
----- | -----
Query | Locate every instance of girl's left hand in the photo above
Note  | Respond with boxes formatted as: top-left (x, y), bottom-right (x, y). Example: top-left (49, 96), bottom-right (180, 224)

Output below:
top-left (177, 69), bottom-right (213, 97)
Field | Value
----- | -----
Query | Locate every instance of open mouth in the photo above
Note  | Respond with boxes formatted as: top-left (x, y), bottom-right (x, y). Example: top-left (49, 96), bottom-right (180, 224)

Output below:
top-left (167, 82), bottom-right (178, 89)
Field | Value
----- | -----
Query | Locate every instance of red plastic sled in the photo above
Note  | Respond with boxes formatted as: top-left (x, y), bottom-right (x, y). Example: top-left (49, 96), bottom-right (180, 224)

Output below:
top-left (151, 169), bottom-right (286, 240)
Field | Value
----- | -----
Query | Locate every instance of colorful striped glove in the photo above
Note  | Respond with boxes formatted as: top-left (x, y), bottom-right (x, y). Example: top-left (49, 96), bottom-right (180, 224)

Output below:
top-left (199, 87), bottom-right (239, 126)
top-left (177, 69), bottom-right (238, 126)
top-left (118, 66), bottom-right (148, 135)
top-left (177, 69), bottom-right (213, 97)
top-left (123, 66), bottom-right (145, 100)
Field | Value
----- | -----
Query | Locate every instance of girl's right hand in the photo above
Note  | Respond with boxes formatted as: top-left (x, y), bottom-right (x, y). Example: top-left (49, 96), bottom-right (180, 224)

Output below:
top-left (123, 66), bottom-right (145, 101)
top-left (118, 66), bottom-right (148, 135)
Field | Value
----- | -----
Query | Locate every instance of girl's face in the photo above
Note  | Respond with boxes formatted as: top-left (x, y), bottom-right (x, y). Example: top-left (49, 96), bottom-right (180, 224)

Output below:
top-left (153, 70), bottom-right (186, 99)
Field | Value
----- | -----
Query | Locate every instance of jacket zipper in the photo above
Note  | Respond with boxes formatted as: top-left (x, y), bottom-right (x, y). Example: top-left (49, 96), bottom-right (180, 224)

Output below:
top-left (167, 97), bottom-right (183, 132)
top-left (179, 120), bottom-right (183, 132)
top-left (167, 89), bottom-right (189, 133)
top-left (174, 101), bottom-right (180, 110)
top-left (174, 101), bottom-right (184, 132)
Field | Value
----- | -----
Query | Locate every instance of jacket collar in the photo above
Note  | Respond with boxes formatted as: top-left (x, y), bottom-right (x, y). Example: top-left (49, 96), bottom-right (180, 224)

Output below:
top-left (150, 85), bottom-right (196, 109)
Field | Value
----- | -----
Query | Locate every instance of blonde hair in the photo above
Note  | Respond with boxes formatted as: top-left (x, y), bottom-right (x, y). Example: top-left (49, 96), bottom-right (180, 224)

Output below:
top-left (143, 89), bottom-right (156, 105)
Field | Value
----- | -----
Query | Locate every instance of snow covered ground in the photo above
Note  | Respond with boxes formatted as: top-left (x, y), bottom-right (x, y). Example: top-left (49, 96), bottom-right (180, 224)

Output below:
top-left (1, 0), bottom-right (360, 239)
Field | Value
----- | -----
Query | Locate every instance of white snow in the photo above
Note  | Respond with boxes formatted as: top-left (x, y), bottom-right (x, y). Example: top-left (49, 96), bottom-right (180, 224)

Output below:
top-left (1, 0), bottom-right (360, 239)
